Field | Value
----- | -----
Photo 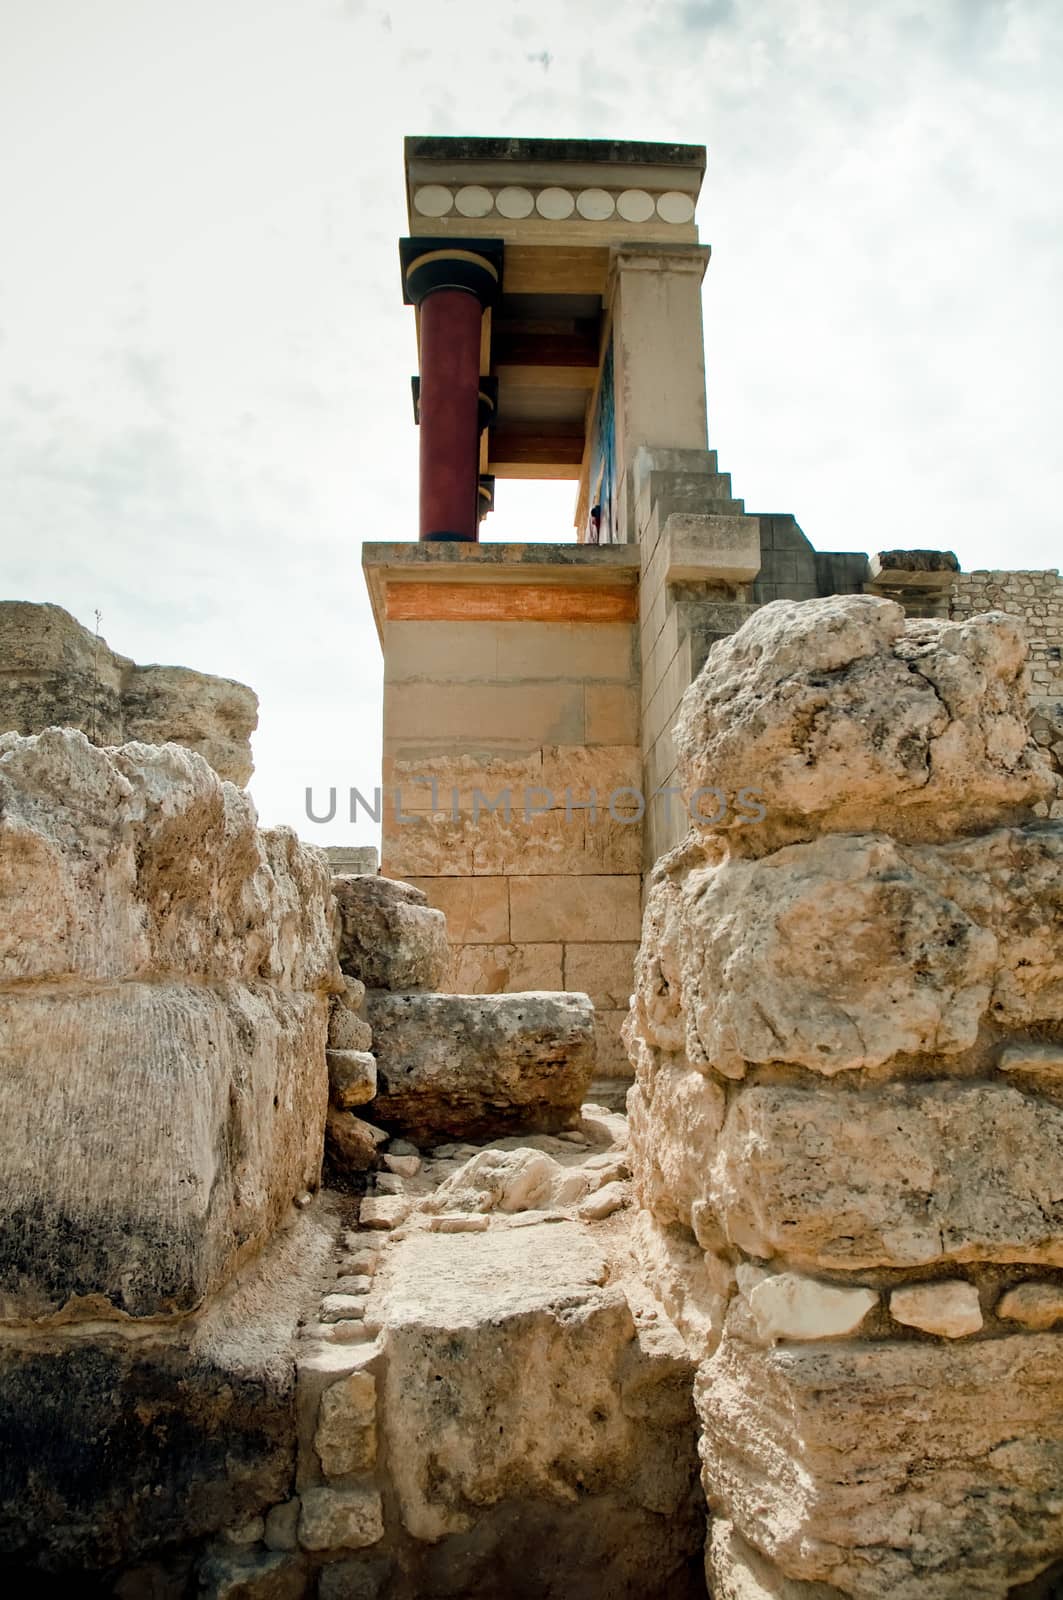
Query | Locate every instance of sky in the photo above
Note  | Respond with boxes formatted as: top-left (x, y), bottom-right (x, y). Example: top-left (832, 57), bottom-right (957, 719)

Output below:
top-left (1, 0), bottom-right (1061, 850)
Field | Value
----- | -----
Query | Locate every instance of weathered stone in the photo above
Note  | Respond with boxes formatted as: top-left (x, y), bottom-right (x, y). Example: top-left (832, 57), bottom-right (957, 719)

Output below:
top-left (889, 1281), bottom-right (983, 1337)
top-left (997, 1282), bottom-right (1063, 1330)
top-left (197, 1550), bottom-right (307, 1600)
top-left (295, 1341), bottom-right (382, 1493)
top-left (703, 1327), bottom-right (1063, 1597)
top-left (372, 1222), bottom-right (702, 1563)
top-left (578, 1181), bottom-right (627, 1221)
top-left (382, 1153), bottom-right (420, 1178)
top-left (627, 1065), bottom-right (725, 1229)
top-left (325, 1111), bottom-right (385, 1176)
top-left (0, 1208), bottom-right (333, 1569)
top-left (0, 981), bottom-right (328, 1320)
top-left (364, 991), bottom-right (596, 1142)
top-left (738, 1268), bottom-right (878, 1343)
top-left (358, 1196), bottom-right (411, 1230)
top-left (630, 1211), bottom-right (732, 1359)
top-left (263, 1499), bottom-right (301, 1553)
top-left (332, 873), bottom-right (448, 991)
top-left (999, 1043), bottom-right (1063, 1079)
top-left (329, 1005), bottom-right (373, 1053)
top-left (297, 1485), bottom-right (384, 1551)
top-left (315, 1369), bottom-right (377, 1476)
top-left (647, 834), bottom-right (998, 1079)
top-left (321, 1296), bottom-right (368, 1324)
top-left (327, 1050), bottom-right (378, 1109)
top-left (674, 596), bottom-right (1053, 848)
top-left (427, 1212), bottom-right (491, 1233)
top-left (427, 1147), bottom-right (591, 1215)
top-left (0, 730), bottom-right (339, 988)
top-left (709, 1081), bottom-right (1063, 1272)
top-left (0, 600), bottom-right (258, 786)
top-left (706, 1520), bottom-right (847, 1600)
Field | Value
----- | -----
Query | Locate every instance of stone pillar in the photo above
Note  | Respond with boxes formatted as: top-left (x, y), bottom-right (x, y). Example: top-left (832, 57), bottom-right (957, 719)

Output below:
top-left (401, 241), bottom-right (502, 542)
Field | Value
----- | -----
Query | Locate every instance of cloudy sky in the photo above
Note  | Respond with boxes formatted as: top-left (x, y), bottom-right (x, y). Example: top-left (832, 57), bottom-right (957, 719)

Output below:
top-left (2, 0), bottom-right (1060, 849)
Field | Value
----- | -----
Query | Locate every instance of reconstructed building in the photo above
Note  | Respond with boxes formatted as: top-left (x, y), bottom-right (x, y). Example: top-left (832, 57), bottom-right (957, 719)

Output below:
top-left (363, 136), bottom-right (1063, 1102)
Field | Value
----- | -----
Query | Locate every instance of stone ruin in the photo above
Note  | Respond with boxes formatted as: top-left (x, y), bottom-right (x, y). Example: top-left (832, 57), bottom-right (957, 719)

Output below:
top-left (1, 593), bottom-right (1062, 1599)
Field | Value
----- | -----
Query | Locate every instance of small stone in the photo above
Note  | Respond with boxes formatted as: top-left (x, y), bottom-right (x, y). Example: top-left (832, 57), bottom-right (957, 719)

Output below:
top-left (890, 1280), bottom-right (983, 1338)
top-left (298, 1485), bottom-right (384, 1551)
top-left (332, 1319), bottom-right (375, 1344)
top-left (298, 1322), bottom-right (337, 1343)
top-left (334, 1275), bottom-right (373, 1296)
top-left (221, 1515), bottom-right (265, 1546)
top-left (557, 1131), bottom-right (588, 1145)
top-left (338, 1254), bottom-right (377, 1278)
top-left (998, 1044), bottom-right (1063, 1078)
top-left (997, 1282), bottom-right (1063, 1330)
top-left (292, 1192), bottom-right (314, 1211)
top-left (383, 1153), bottom-right (421, 1178)
top-left (359, 1196), bottom-right (411, 1230)
top-left (431, 1142), bottom-right (480, 1160)
top-left (264, 1499), bottom-right (301, 1553)
top-left (329, 1007), bottom-right (373, 1052)
top-left (327, 1049), bottom-right (377, 1109)
top-left (321, 1295), bottom-right (368, 1323)
top-left (387, 1138), bottom-right (419, 1156)
top-left (578, 1181), bottom-right (628, 1222)
top-left (343, 977), bottom-right (367, 1010)
top-left (743, 1271), bottom-right (878, 1342)
top-left (427, 1213), bottom-right (490, 1233)
top-left (373, 1173), bottom-right (406, 1195)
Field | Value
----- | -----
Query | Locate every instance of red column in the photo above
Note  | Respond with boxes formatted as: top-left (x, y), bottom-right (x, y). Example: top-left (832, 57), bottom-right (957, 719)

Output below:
top-left (417, 287), bottom-right (482, 542)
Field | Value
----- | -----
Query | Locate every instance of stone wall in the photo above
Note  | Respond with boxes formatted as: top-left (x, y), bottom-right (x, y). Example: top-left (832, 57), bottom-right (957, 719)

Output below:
top-left (0, 600), bottom-right (258, 785)
top-left (625, 594), bottom-right (1063, 1598)
top-left (950, 568), bottom-right (1063, 703)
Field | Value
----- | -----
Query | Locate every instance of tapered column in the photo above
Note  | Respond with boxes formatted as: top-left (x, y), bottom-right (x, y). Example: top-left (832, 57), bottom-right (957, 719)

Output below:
top-left (401, 240), bottom-right (502, 542)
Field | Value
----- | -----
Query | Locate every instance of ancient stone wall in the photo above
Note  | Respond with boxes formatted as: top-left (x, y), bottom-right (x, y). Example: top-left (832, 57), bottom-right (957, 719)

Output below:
top-left (625, 594), bottom-right (1063, 1597)
top-left (950, 569), bottom-right (1063, 704)
top-left (0, 601), bottom-right (258, 785)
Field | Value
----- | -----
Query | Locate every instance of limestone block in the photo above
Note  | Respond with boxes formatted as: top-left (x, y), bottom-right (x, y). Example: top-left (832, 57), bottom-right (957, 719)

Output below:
top-left (0, 982), bottom-right (327, 1320)
top-left (406, 875), bottom-right (509, 943)
top-left (0, 730), bottom-right (339, 990)
top-left (661, 511), bottom-right (761, 584)
top-left (594, 1008), bottom-right (635, 1082)
top-left (327, 1050), bottom-right (377, 1109)
top-left (372, 1222), bottom-right (700, 1548)
top-left (710, 1081), bottom-right (1063, 1271)
top-left (297, 1485), bottom-right (384, 1551)
top-left (627, 1066), bottom-right (725, 1231)
top-left (738, 1268), bottom-right (878, 1343)
top-left (564, 942), bottom-right (638, 1010)
top-left (889, 1281), bottom-right (983, 1338)
top-left (315, 1370), bottom-right (377, 1477)
top-left (585, 683), bottom-right (639, 743)
top-left (0, 600), bottom-right (258, 786)
top-left (674, 595), bottom-right (1054, 845)
top-left (364, 991), bottom-right (595, 1142)
top-left (509, 874), bottom-right (642, 942)
top-left (665, 835), bottom-right (998, 1078)
top-left (445, 940), bottom-right (563, 995)
top-left (332, 873), bottom-right (448, 991)
top-left (997, 1282), bottom-right (1063, 1329)
top-left (698, 1328), bottom-right (1063, 1597)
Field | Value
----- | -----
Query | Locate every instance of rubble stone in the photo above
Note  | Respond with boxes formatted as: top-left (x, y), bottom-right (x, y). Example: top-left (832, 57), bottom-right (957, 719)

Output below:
top-left (332, 874), bottom-right (448, 991)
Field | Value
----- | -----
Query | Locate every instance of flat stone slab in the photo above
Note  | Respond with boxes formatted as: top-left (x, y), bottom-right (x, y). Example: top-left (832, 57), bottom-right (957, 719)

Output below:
top-left (364, 990), bottom-right (596, 1143)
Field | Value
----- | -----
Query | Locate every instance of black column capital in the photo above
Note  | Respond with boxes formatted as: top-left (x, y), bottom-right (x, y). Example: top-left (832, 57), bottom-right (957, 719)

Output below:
top-left (400, 237), bottom-right (504, 308)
